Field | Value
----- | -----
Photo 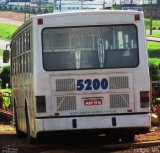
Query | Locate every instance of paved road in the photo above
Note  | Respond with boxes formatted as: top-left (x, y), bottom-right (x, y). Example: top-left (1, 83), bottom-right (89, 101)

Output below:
top-left (147, 36), bottom-right (160, 42)
top-left (0, 39), bottom-right (10, 50)
top-left (0, 18), bottom-right (23, 26)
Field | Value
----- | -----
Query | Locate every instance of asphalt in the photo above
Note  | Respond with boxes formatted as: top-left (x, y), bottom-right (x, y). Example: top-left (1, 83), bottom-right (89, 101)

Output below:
top-left (0, 39), bottom-right (10, 50)
top-left (0, 18), bottom-right (23, 26)
top-left (147, 36), bottom-right (160, 42)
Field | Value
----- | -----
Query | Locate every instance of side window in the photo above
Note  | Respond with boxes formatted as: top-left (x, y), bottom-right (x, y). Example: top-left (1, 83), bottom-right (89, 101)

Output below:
top-left (11, 27), bottom-right (31, 75)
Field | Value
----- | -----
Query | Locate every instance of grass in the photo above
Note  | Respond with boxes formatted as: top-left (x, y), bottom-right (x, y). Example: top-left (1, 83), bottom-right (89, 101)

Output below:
top-left (147, 41), bottom-right (160, 51)
top-left (147, 41), bottom-right (160, 69)
top-left (149, 58), bottom-right (160, 66)
top-left (145, 18), bottom-right (160, 30)
top-left (0, 22), bottom-right (19, 40)
top-left (149, 32), bottom-right (160, 38)
top-left (147, 41), bottom-right (160, 59)
top-left (0, 49), bottom-right (3, 56)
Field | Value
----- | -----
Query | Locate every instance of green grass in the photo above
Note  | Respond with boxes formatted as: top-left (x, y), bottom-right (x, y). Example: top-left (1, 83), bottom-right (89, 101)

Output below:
top-left (147, 41), bottom-right (160, 51)
top-left (145, 18), bottom-right (160, 30)
top-left (148, 32), bottom-right (160, 38)
top-left (147, 41), bottom-right (160, 57)
top-left (0, 49), bottom-right (3, 56)
top-left (149, 58), bottom-right (160, 65)
top-left (147, 41), bottom-right (160, 68)
top-left (0, 23), bottom-right (19, 40)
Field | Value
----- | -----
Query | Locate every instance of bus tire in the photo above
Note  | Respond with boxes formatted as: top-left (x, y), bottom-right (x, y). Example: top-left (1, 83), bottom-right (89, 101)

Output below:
top-left (106, 133), bottom-right (120, 144)
top-left (25, 103), bottom-right (36, 144)
top-left (121, 134), bottom-right (135, 143)
top-left (14, 103), bottom-right (24, 137)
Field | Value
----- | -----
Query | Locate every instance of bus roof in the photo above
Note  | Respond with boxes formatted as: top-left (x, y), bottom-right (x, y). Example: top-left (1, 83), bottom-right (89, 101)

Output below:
top-left (34, 9), bottom-right (142, 18)
top-left (12, 9), bottom-right (143, 39)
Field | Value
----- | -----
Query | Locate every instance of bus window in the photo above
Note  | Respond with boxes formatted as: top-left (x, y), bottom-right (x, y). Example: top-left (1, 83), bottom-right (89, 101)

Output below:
top-left (42, 25), bottom-right (139, 70)
top-left (103, 25), bottom-right (138, 68)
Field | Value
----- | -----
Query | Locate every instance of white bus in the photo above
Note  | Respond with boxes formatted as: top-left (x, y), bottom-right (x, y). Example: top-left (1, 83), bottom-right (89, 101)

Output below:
top-left (5, 10), bottom-right (150, 143)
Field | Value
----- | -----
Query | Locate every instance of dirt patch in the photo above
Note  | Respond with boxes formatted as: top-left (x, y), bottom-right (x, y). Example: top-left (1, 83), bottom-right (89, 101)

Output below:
top-left (135, 127), bottom-right (160, 142)
top-left (0, 11), bottom-right (26, 22)
top-left (0, 124), bottom-right (15, 134)
top-left (0, 124), bottom-right (160, 142)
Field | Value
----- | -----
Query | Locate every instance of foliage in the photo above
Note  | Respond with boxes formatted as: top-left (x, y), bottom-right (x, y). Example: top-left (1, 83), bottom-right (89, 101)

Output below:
top-left (0, 89), bottom-right (11, 108)
top-left (149, 61), bottom-right (160, 81)
top-left (0, 89), bottom-right (11, 93)
top-left (147, 42), bottom-right (160, 59)
top-left (0, 66), bottom-right (10, 89)
top-left (43, 8), bottom-right (49, 14)
top-left (149, 58), bottom-right (160, 81)
top-left (147, 41), bottom-right (160, 80)
top-left (149, 58), bottom-right (160, 66)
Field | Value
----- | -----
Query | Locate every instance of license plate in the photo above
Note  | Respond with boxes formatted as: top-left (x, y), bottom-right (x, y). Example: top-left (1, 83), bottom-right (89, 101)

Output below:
top-left (83, 98), bottom-right (103, 106)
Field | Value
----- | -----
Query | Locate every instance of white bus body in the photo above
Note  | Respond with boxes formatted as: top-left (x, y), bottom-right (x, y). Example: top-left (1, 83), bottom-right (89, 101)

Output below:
top-left (11, 10), bottom-right (150, 142)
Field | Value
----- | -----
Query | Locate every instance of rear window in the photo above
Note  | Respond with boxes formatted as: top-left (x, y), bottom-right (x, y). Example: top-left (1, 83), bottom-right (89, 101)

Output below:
top-left (42, 25), bottom-right (139, 71)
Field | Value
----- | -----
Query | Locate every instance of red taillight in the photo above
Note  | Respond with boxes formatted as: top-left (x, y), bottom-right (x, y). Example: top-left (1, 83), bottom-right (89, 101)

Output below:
top-left (38, 18), bottom-right (43, 25)
top-left (135, 14), bottom-right (140, 21)
top-left (36, 96), bottom-right (46, 113)
top-left (127, 109), bottom-right (132, 112)
top-left (140, 91), bottom-right (150, 108)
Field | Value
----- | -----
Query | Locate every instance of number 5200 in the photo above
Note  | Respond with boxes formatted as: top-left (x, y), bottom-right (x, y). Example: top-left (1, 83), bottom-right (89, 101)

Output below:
top-left (76, 78), bottom-right (108, 91)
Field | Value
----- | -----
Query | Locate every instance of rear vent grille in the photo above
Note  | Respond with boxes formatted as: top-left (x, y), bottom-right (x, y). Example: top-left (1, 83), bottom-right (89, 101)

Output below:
top-left (110, 94), bottom-right (129, 108)
top-left (57, 96), bottom-right (76, 111)
top-left (56, 79), bottom-right (75, 91)
top-left (109, 76), bottom-right (129, 89)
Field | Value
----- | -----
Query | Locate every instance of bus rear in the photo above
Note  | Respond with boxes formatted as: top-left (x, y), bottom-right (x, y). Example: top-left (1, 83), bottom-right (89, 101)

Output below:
top-left (33, 10), bottom-right (150, 142)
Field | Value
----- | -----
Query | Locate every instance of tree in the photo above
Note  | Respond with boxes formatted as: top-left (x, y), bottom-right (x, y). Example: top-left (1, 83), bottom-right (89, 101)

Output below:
top-left (0, 66), bottom-right (10, 89)
top-left (149, 63), bottom-right (160, 81)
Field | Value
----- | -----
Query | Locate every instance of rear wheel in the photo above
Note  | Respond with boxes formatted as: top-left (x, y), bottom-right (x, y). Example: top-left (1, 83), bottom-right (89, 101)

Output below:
top-left (106, 133), bottom-right (120, 144)
top-left (14, 103), bottom-right (24, 137)
top-left (25, 103), bottom-right (36, 144)
top-left (121, 134), bottom-right (135, 143)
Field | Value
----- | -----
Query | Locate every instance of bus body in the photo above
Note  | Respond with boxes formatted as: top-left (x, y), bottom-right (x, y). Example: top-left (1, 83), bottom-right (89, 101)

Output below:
top-left (10, 10), bottom-right (150, 142)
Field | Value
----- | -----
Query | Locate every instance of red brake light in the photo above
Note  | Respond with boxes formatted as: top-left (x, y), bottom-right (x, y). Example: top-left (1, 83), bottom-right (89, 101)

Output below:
top-left (135, 14), bottom-right (140, 21)
top-left (127, 109), bottom-right (132, 112)
top-left (38, 18), bottom-right (43, 25)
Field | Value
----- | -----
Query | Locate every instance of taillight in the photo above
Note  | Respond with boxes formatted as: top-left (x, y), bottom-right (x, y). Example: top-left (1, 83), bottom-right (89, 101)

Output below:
top-left (135, 14), bottom-right (140, 21)
top-left (37, 18), bottom-right (43, 25)
top-left (140, 91), bottom-right (150, 108)
top-left (36, 96), bottom-right (46, 113)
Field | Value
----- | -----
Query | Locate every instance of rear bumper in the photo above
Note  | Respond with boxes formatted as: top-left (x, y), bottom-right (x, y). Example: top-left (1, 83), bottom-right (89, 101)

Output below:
top-left (35, 113), bottom-right (151, 135)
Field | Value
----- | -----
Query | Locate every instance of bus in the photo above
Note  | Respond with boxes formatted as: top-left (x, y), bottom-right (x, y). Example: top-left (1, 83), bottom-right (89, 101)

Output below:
top-left (4, 10), bottom-right (150, 143)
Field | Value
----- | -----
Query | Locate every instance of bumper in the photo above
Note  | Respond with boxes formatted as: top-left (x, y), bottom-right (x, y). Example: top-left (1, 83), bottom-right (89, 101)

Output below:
top-left (35, 113), bottom-right (151, 133)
